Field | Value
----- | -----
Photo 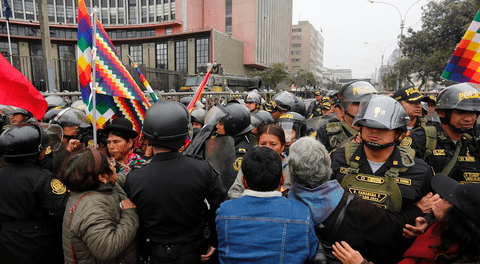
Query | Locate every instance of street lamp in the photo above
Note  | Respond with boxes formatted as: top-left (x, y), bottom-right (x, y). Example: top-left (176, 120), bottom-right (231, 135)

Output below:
top-left (365, 59), bottom-right (379, 87)
top-left (367, 0), bottom-right (423, 90)
top-left (364, 42), bottom-right (397, 91)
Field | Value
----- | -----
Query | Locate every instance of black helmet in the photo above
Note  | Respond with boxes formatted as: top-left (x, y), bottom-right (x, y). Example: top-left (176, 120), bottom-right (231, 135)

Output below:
top-left (435, 83), bottom-right (480, 112)
top-left (45, 95), bottom-right (68, 109)
top-left (180, 96), bottom-right (204, 109)
top-left (251, 110), bottom-right (274, 130)
top-left (270, 91), bottom-right (305, 115)
top-left (245, 92), bottom-right (261, 104)
top-left (0, 122), bottom-right (63, 158)
top-left (143, 101), bottom-right (191, 151)
top-left (221, 102), bottom-right (253, 137)
top-left (48, 107), bottom-right (90, 128)
top-left (191, 108), bottom-right (206, 126)
top-left (42, 106), bottom-right (65, 123)
top-left (71, 100), bottom-right (86, 111)
top-left (338, 81), bottom-right (379, 111)
top-left (10, 107), bottom-right (32, 117)
top-left (277, 112), bottom-right (307, 143)
top-left (353, 94), bottom-right (410, 132)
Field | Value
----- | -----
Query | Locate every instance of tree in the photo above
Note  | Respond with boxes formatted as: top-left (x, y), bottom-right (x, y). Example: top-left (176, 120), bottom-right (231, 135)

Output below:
top-left (290, 68), bottom-right (316, 88)
top-left (251, 63), bottom-right (290, 91)
top-left (398, 0), bottom-right (480, 89)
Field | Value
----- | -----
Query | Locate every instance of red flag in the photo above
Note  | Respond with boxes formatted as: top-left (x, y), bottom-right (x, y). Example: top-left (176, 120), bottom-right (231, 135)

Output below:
top-left (0, 53), bottom-right (47, 120)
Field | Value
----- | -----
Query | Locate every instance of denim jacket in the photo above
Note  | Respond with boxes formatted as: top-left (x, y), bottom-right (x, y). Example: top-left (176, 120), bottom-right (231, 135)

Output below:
top-left (216, 190), bottom-right (318, 264)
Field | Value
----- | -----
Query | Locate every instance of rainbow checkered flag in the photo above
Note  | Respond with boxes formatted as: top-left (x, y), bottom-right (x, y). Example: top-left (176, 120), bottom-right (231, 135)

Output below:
top-left (94, 19), bottom-right (150, 132)
top-left (78, 0), bottom-right (116, 129)
top-left (442, 9), bottom-right (480, 83)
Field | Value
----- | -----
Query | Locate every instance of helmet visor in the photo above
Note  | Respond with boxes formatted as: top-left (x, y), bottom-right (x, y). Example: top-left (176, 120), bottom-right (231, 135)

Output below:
top-left (278, 121), bottom-right (301, 143)
top-left (39, 123), bottom-right (64, 152)
top-left (204, 106), bottom-right (228, 126)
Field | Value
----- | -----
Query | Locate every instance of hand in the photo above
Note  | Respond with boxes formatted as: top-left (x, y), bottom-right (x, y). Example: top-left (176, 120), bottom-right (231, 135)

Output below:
top-left (66, 139), bottom-right (81, 152)
top-left (120, 199), bottom-right (136, 210)
top-left (352, 132), bottom-right (362, 143)
top-left (200, 245), bottom-right (216, 262)
top-left (415, 192), bottom-right (440, 213)
top-left (332, 241), bottom-right (365, 264)
top-left (403, 217), bottom-right (428, 239)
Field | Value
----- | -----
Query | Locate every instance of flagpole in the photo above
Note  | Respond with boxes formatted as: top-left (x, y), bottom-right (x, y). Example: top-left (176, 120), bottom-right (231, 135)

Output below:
top-left (127, 54), bottom-right (158, 103)
top-left (5, 18), bottom-right (12, 64)
top-left (92, 8), bottom-right (98, 147)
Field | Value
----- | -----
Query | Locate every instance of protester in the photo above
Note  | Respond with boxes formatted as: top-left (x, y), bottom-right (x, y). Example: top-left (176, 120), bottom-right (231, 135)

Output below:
top-left (288, 137), bottom-right (438, 264)
top-left (216, 147), bottom-right (318, 264)
top-left (59, 147), bottom-right (139, 264)
top-left (228, 124), bottom-right (290, 199)
top-left (104, 117), bottom-right (145, 173)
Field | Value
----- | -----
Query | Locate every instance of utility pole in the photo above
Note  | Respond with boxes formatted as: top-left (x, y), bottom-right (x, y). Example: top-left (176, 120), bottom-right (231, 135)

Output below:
top-left (37, 0), bottom-right (55, 92)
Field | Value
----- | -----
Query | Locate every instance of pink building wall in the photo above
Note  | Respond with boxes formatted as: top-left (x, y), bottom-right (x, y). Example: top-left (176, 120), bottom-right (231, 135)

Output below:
top-left (231, 0), bottom-right (256, 65)
top-left (204, 0), bottom-right (226, 32)
top-left (184, 0), bottom-right (206, 31)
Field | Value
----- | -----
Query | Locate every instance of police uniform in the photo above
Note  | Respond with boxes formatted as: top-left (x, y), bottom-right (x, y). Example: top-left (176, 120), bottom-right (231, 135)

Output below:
top-left (306, 100), bottom-right (323, 118)
top-left (232, 134), bottom-right (254, 172)
top-left (124, 152), bottom-right (224, 264)
top-left (331, 143), bottom-right (433, 212)
top-left (0, 161), bottom-right (69, 264)
top-left (316, 120), bottom-right (358, 152)
top-left (401, 122), bottom-right (480, 183)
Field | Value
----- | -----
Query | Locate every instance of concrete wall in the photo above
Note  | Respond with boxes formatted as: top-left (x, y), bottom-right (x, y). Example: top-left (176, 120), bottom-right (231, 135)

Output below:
top-left (213, 30), bottom-right (247, 76)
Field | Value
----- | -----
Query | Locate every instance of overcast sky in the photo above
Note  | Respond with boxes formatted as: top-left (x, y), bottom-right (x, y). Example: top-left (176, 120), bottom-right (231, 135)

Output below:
top-left (292, 0), bottom-right (427, 78)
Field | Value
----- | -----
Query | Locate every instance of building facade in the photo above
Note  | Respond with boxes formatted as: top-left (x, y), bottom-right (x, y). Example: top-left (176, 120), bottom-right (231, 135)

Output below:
top-left (290, 20), bottom-right (324, 80)
top-left (0, 0), bottom-right (292, 92)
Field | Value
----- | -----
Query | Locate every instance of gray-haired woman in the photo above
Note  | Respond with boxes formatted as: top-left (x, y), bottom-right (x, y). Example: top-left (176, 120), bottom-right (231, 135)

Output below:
top-left (287, 137), bottom-right (437, 264)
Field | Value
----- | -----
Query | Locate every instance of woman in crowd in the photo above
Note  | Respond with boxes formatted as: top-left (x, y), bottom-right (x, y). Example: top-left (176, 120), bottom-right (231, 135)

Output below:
top-left (287, 137), bottom-right (437, 264)
top-left (59, 147), bottom-right (139, 264)
top-left (228, 124), bottom-right (291, 199)
top-left (333, 173), bottom-right (480, 264)
top-left (104, 118), bottom-right (145, 173)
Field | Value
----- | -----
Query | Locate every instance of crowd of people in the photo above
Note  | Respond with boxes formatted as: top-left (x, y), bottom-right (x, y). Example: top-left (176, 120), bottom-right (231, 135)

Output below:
top-left (1, 80), bottom-right (480, 264)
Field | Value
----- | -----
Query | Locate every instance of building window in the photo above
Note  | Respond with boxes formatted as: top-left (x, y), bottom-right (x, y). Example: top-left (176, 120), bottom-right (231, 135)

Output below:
top-left (291, 58), bottom-right (300, 63)
top-left (115, 45), bottom-right (122, 59)
top-left (129, 45), bottom-right (143, 65)
top-left (0, 42), bottom-right (20, 70)
top-left (30, 44), bottom-right (47, 91)
top-left (166, 27), bottom-right (172, 35)
top-left (196, 38), bottom-right (209, 71)
top-left (175, 40), bottom-right (187, 73)
top-left (128, 0), bottom-right (137, 24)
top-left (291, 51), bottom-right (301, 55)
top-left (58, 45), bottom-right (78, 91)
top-left (292, 43), bottom-right (301, 48)
top-left (156, 42), bottom-right (168, 69)
top-left (292, 36), bottom-right (302, 40)
top-left (225, 0), bottom-right (232, 35)
top-left (292, 28), bottom-right (302, 32)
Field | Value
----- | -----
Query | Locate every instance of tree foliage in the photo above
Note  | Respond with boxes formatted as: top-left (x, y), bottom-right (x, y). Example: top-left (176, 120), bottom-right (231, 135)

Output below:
top-left (289, 68), bottom-right (316, 88)
top-left (251, 63), bottom-right (290, 91)
top-left (398, 0), bottom-right (480, 89)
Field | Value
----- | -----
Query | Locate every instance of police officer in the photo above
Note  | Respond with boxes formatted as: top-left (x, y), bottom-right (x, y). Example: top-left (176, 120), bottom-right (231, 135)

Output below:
top-left (316, 80), bottom-right (379, 152)
top-left (393, 86), bottom-right (433, 136)
top-left (277, 111), bottom-right (307, 154)
top-left (244, 91), bottom-right (261, 113)
top-left (250, 110), bottom-right (275, 144)
top-left (0, 122), bottom-right (69, 264)
top-left (331, 94), bottom-right (433, 213)
top-left (8, 107), bottom-right (35, 125)
top-left (123, 101), bottom-right (224, 264)
top-left (45, 95), bottom-right (68, 111)
top-left (400, 83), bottom-right (480, 183)
top-left (306, 91), bottom-right (323, 118)
top-left (266, 91), bottom-right (306, 120)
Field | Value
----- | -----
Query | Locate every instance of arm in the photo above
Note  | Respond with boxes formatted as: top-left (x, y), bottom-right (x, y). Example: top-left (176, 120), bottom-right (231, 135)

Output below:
top-left (39, 172), bottom-right (70, 218)
top-left (400, 129), bottom-right (427, 160)
top-left (227, 169), bottom-right (245, 199)
top-left (75, 196), bottom-right (139, 261)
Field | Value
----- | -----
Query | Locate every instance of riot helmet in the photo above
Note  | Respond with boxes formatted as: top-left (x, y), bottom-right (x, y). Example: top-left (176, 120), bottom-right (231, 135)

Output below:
top-left (353, 94), bottom-right (410, 131)
top-left (250, 110), bottom-right (274, 130)
top-left (143, 101), bottom-right (191, 151)
top-left (191, 108), bottom-right (206, 127)
top-left (0, 122), bottom-right (63, 159)
top-left (179, 96), bottom-right (204, 109)
top-left (220, 102), bottom-right (253, 137)
top-left (71, 100), bottom-right (86, 111)
top-left (45, 95), bottom-right (68, 110)
top-left (43, 106), bottom-right (65, 123)
top-left (48, 107), bottom-right (90, 128)
top-left (277, 112), bottom-right (307, 144)
top-left (245, 92), bottom-right (261, 104)
top-left (435, 82), bottom-right (480, 133)
top-left (9, 107), bottom-right (33, 117)
top-left (338, 81), bottom-right (379, 114)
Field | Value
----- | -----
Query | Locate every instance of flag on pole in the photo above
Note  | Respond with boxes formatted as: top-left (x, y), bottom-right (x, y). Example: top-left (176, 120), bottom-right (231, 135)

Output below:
top-left (0, 53), bottom-right (47, 120)
top-left (442, 9), bottom-right (480, 83)
top-left (128, 54), bottom-right (158, 103)
top-left (3, 0), bottom-right (11, 21)
top-left (94, 19), bottom-right (150, 132)
top-left (187, 62), bottom-right (214, 112)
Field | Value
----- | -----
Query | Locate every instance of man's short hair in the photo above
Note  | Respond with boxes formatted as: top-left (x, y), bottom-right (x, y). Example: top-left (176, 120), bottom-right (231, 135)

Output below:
top-left (241, 147), bottom-right (282, 192)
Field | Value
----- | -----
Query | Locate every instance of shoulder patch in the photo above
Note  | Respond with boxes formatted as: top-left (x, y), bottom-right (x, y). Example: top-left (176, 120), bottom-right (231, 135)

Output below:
top-left (400, 137), bottom-right (412, 148)
top-left (233, 157), bottom-right (243, 171)
top-left (51, 179), bottom-right (66, 195)
top-left (87, 139), bottom-right (94, 147)
top-left (45, 146), bottom-right (52, 155)
top-left (238, 148), bottom-right (246, 153)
